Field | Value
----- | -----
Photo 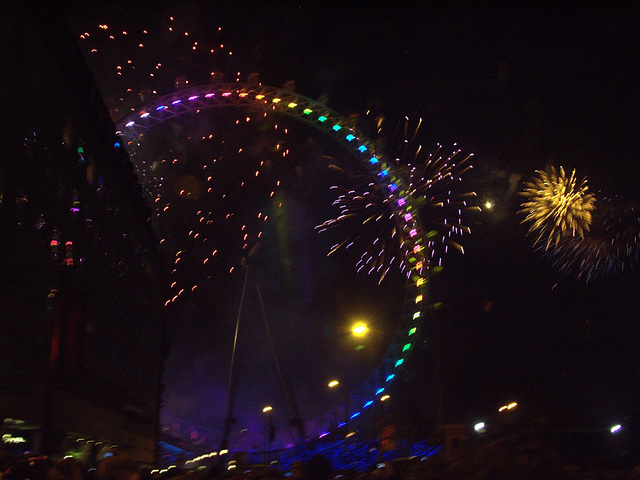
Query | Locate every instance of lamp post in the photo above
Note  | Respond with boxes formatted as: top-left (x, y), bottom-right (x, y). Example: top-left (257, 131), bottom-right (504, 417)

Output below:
top-left (350, 320), bottom-right (373, 392)
top-left (262, 406), bottom-right (273, 458)
top-left (328, 379), bottom-right (350, 434)
top-left (379, 394), bottom-right (391, 428)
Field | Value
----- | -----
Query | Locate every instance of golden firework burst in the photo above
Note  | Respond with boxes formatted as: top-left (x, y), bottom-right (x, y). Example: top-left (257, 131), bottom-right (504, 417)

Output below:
top-left (519, 166), bottom-right (596, 250)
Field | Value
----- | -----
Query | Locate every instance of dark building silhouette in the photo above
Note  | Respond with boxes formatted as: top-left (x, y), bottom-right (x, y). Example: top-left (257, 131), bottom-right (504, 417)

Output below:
top-left (0, 2), bottom-right (166, 466)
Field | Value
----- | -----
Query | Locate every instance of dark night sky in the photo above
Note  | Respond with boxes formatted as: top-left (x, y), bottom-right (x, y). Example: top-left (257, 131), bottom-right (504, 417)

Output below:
top-left (60, 1), bottom-right (640, 438)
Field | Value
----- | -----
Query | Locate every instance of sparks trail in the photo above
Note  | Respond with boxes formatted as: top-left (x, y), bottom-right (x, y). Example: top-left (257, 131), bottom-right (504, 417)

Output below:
top-left (76, 15), bottom-right (237, 119)
top-left (316, 115), bottom-right (479, 283)
top-left (132, 110), bottom-right (302, 308)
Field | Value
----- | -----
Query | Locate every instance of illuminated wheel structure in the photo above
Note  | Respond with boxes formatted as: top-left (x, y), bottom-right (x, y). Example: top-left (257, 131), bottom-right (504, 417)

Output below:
top-left (117, 83), bottom-right (430, 444)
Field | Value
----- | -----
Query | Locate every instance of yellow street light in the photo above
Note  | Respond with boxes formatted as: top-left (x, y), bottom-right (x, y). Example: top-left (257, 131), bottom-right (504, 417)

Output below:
top-left (380, 394), bottom-right (390, 402)
top-left (352, 322), bottom-right (368, 337)
top-left (262, 405), bottom-right (273, 413)
top-left (328, 380), bottom-right (340, 388)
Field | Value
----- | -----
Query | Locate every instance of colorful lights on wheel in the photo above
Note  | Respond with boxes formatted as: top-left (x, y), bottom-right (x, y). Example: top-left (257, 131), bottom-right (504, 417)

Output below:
top-left (116, 83), bottom-right (429, 435)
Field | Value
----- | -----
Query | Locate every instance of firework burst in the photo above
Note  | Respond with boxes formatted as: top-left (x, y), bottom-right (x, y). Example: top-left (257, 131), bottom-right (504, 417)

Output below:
top-left (316, 116), bottom-right (479, 283)
top-left (315, 170), bottom-right (402, 283)
top-left (519, 166), bottom-right (596, 250)
top-left (546, 197), bottom-right (640, 282)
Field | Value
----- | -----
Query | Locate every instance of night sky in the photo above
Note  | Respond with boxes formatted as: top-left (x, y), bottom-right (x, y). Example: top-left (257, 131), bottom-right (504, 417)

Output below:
top-left (62, 1), bottom-right (640, 440)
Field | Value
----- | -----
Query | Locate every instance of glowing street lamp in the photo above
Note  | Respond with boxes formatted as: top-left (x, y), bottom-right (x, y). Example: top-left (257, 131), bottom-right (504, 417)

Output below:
top-left (380, 394), bottom-right (391, 418)
top-left (328, 379), bottom-right (349, 432)
top-left (352, 322), bottom-right (368, 337)
top-left (262, 406), bottom-right (273, 454)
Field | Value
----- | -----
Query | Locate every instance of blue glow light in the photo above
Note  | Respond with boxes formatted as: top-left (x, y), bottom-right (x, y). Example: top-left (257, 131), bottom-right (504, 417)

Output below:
top-left (350, 412), bottom-right (361, 420)
top-left (389, 183), bottom-right (398, 192)
top-left (114, 141), bottom-right (120, 148)
top-left (395, 359), bottom-right (404, 367)
top-left (376, 388), bottom-right (385, 395)
top-left (358, 145), bottom-right (367, 152)
top-left (318, 116), bottom-right (327, 122)
top-left (332, 124), bottom-right (342, 131)
top-left (346, 134), bottom-right (355, 141)
top-left (381, 169), bottom-right (388, 177)
top-left (156, 105), bottom-right (168, 111)
top-left (370, 156), bottom-right (379, 165)
top-left (363, 400), bottom-right (373, 408)
top-left (385, 374), bottom-right (395, 382)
